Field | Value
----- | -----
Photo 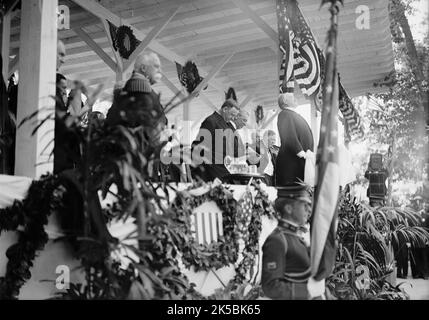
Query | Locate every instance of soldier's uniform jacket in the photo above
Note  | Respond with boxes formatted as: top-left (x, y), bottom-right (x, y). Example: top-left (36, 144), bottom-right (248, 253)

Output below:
top-left (261, 219), bottom-right (311, 299)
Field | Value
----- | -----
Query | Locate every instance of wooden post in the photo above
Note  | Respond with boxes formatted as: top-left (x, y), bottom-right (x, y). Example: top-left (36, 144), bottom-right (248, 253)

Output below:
top-left (386, 132), bottom-right (396, 206)
top-left (15, 0), bottom-right (58, 178)
top-left (1, 12), bottom-right (11, 84)
top-left (1, 12), bottom-right (12, 174)
top-left (310, 102), bottom-right (319, 151)
top-left (182, 99), bottom-right (192, 147)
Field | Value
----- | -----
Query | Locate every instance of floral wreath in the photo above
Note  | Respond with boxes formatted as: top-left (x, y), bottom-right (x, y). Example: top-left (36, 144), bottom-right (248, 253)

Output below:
top-left (171, 184), bottom-right (240, 272)
top-left (115, 25), bottom-right (140, 60)
top-left (177, 61), bottom-right (206, 94)
top-left (171, 182), bottom-right (277, 282)
top-left (255, 105), bottom-right (264, 125)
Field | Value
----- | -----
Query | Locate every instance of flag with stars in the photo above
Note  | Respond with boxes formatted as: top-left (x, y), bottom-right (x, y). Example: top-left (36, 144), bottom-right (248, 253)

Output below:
top-left (310, 7), bottom-right (341, 281)
top-left (276, 0), bottom-right (321, 98)
top-left (276, 0), bottom-right (295, 94)
top-left (237, 189), bottom-right (254, 238)
top-left (276, 1), bottom-right (363, 142)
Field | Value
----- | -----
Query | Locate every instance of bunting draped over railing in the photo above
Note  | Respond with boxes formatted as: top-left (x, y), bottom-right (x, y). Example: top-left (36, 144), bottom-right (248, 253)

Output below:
top-left (276, 0), bottom-right (364, 141)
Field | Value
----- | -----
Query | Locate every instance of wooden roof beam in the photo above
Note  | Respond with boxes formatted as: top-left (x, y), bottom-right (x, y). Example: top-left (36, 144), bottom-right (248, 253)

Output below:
top-left (161, 72), bottom-right (219, 114)
top-left (190, 52), bottom-right (235, 98)
top-left (71, 0), bottom-right (228, 93)
top-left (123, 6), bottom-right (181, 74)
top-left (73, 27), bottom-right (117, 72)
top-left (239, 83), bottom-right (266, 109)
top-left (231, 0), bottom-right (278, 44)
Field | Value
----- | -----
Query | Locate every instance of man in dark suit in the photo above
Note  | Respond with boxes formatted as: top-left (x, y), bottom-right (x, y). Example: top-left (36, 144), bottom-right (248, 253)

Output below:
top-left (276, 93), bottom-right (314, 186)
top-left (192, 99), bottom-right (240, 182)
top-left (53, 41), bottom-right (84, 174)
top-left (53, 73), bottom-right (81, 174)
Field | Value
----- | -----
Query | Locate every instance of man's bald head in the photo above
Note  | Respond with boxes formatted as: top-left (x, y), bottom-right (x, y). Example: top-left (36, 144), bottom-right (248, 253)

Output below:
top-left (134, 52), bottom-right (162, 85)
top-left (235, 108), bottom-right (249, 129)
top-left (57, 40), bottom-right (66, 71)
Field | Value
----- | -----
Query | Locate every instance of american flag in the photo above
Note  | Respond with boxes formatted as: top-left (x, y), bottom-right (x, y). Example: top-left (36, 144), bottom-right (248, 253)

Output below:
top-left (276, 0), bottom-right (321, 98)
top-left (276, 0), bottom-right (294, 94)
top-left (276, 1), bottom-right (363, 142)
top-left (237, 189), bottom-right (253, 238)
top-left (310, 3), bottom-right (341, 282)
top-left (339, 82), bottom-right (365, 141)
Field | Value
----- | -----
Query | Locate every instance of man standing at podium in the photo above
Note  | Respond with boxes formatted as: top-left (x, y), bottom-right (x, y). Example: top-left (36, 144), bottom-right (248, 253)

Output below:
top-left (192, 99), bottom-right (240, 182)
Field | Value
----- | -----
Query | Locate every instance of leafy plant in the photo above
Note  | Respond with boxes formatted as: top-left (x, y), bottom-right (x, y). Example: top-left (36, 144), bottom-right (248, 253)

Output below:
top-left (327, 189), bottom-right (429, 300)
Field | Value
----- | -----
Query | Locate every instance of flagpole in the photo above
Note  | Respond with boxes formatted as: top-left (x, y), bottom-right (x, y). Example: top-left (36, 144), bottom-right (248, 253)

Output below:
top-left (308, 0), bottom-right (342, 299)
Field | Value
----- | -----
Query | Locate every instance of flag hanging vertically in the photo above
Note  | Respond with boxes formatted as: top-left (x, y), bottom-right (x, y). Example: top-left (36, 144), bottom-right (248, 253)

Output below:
top-left (276, 0), bottom-right (295, 94)
top-left (276, 0), bottom-right (364, 142)
top-left (276, 0), bottom-right (321, 98)
top-left (291, 2), bottom-right (321, 98)
top-left (310, 2), bottom-right (341, 282)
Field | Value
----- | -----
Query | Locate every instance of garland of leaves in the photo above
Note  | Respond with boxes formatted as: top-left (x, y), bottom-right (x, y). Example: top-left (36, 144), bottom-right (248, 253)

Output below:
top-left (177, 61), bottom-right (205, 94)
top-left (0, 174), bottom-right (65, 299)
top-left (171, 184), bottom-right (239, 272)
top-left (171, 182), bottom-right (277, 282)
top-left (115, 25), bottom-right (140, 59)
top-left (233, 182), bottom-right (277, 284)
top-left (0, 176), bottom-right (277, 299)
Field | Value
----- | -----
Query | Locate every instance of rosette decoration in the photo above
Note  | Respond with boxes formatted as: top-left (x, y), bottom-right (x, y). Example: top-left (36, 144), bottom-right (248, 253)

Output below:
top-left (107, 22), bottom-right (141, 59)
top-left (176, 61), bottom-right (208, 95)
top-left (255, 105), bottom-right (264, 125)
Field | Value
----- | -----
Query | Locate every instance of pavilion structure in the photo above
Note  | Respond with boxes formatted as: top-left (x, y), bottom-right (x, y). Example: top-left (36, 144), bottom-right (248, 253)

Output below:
top-left (0, 0), bottom-right (394, 178)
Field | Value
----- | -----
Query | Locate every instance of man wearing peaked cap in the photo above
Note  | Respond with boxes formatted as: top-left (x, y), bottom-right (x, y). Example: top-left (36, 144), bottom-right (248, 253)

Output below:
top-left (261, 184), bottom-right (314, 299)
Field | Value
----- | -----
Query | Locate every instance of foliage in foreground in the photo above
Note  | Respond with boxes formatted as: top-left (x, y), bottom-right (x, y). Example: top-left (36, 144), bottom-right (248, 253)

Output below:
top-left (326, 190), bottom-right (429, 300)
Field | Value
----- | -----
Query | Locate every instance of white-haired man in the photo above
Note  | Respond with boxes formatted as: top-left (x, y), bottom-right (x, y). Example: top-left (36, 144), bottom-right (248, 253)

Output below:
top-left (106, 51), bottom-right (166, 128)
top-left (105, 52), bottom-right (167, 181)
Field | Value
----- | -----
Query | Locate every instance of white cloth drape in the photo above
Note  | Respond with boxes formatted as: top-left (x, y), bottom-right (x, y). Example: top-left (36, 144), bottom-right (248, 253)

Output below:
top-left (0, 175), bottom-right (33, 209)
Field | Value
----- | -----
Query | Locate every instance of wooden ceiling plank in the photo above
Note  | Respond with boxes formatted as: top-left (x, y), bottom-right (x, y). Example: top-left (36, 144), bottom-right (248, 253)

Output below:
top-left (71, 0), bottom-right (233, 93)
top-left (70, 0), bottom-right (121, 25)
top-left (123, 6), bottom-right (182, 73)
top-left (73, 27), bottom-right (117, 72)
top-left (239, 82), bottom-right (266, 109)
top-left (199, 94), bottom-right (219, 112)
top-left (191, 52), bottom-right (235, 97)
top-left (231, 0), bottom-right (277, 44)
top-left (161, 71), bottom-right (186, 99)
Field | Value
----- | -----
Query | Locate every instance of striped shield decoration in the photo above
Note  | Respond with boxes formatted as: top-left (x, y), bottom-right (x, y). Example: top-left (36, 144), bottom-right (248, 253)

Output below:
top-left (191, 206), bottom-right (224, 245)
